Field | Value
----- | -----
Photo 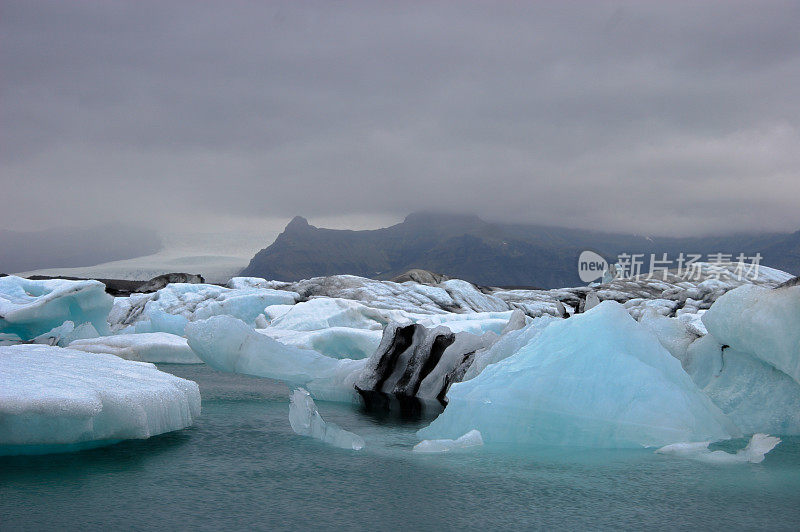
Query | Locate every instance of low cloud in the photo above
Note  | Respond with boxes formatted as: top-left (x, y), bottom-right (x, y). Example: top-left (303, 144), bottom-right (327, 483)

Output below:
top-left (2, 1), bottom-right (799, 236)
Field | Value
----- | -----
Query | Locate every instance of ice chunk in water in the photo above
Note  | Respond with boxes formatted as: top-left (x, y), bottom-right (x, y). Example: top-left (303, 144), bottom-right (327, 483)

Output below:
top-left (0, 344), bottom-right (200, 455)
top-left (0, 276), bottom-right (113, 340)
top-left (656, 434), bottom-right (781, 464)
top-left (288, 388), bottom-right (364, 450)
top-left (413, 429), bottom-right (483, 453)
top-left (186, 315), bottom-right (365, 402)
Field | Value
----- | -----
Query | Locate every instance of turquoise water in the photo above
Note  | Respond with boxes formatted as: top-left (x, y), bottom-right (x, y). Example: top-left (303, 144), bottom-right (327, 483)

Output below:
top-left (2, 364), bottom-right (800, 530)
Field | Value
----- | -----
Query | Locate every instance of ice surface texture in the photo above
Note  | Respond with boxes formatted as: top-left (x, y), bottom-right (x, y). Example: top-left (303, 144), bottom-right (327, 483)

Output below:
top-left (288, 388), bottom-right (364, 450)
top-left (419, 301), bottom-right (736, 448)
top-left (69, 332), bottom-right (201, 364)
top-left (0, 345), bottom-right (200, 454)
top-left (0, 276), bottom-right (113, 340)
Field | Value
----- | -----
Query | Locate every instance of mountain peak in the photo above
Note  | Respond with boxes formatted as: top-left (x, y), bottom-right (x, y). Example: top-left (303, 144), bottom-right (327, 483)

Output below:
top-left (284, 216), bottom-right (312, 232)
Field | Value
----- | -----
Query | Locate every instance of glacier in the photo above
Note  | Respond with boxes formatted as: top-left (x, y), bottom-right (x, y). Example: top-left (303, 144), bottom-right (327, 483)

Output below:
top-left (0, 344), bottom-right (200, 455)
top-left (0, 276), bottom-right (113, 340)
top-left (418, 301), bottom-right (737, 448)
top-left (68, 332), bottom-right (202, 364)
top-left (288, 388), bottom-right (365, 450)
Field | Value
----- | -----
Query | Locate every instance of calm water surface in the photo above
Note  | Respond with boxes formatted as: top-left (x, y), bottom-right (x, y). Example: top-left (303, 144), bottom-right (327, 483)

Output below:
top-left (2, 364), bottom-right (799, 530)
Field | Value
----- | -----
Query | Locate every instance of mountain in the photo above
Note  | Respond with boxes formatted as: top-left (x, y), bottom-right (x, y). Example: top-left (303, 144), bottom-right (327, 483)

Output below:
top-left (240, 213), bottom-right (798, 288)
top-left (0, 224), bottom-right (161, 274)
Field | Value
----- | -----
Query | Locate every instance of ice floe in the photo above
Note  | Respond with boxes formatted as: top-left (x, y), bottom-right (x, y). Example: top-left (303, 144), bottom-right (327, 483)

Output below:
top-left (656, 433), bottom-right (781, 464)
top-left (0, 344), bottom-right (200, 455)
top-left (413, 429), bottom-right (483, 453)
top-left (68, 332), bottom-right (201, 364)
top-left (288, 388), bottom-right (364, 450)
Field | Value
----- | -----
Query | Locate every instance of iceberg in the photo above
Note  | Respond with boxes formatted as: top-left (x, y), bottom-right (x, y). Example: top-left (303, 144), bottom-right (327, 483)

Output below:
top-left (418, 301), bottom-right (736, 448)
top-left (262, 263), bottom-right (791, 320)
top-left (355, 322), bottom-right (498, 409)
top-left (186, 313), bottom-right (510, 408)
top-left (186, 315), bottom-right (364, 402)
top-left (0, 276), bottom-right (113, 340)
top-left (702, 284), bottom-right (800, 385)
top-left (288, 388), bottom-right (364, 450)
top-left (0, 344), bottom-right (200, 455)
top-left (413, 429), bottom-right (483, 453)
top-left (682, 335), bottom-right (800, 435)
top-left (656, 433), bottom-right (781, 464)
top-left (69, 332), bottom-right (202, 364)
top-left (32, 320), bottom-right (100, 347)
top-left (108, 282), bottom-right (298, 334)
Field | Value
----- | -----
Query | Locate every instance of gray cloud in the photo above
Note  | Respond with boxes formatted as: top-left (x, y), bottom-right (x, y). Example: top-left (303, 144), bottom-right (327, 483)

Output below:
top-left (2, 0), bottom-right (799, 236)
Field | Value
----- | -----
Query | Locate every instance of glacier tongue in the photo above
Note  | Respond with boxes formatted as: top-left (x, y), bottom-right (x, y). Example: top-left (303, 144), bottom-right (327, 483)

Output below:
top-left (418, 301), bottom-right (737, 448)
top-left (0, 344), bottom-right (200, 455)
top-left (289, 388), bottom-right (364, 450)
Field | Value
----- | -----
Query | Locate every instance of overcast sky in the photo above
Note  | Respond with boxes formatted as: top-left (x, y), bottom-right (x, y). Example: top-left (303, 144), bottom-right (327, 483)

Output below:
top-left (2, 0), bottom-right (799, 239)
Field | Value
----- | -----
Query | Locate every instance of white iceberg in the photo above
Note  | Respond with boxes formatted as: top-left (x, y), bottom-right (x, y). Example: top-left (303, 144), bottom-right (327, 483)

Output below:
top-left (108, 282), bottom-right (298, 334)
top-left (0, 344), bottom-right (200, 455)
top-left (69, 332), bottom-right (202, 364)
top-left (682, 335), bottom-right (800, 435)
top-left (656, 433), bottom-right (781, 464)
top-left (418, 301), bottom-right (737, 448)
top-left (413, 429), bottom-right (483, 453)
top-left (0, 276), bottom-right (113, 340)
top-left (288, 388), bottom-right (364, 450)
top-left (702, 284), bottom-right (800, 385)
top-left (32, 320), bottom-right (100, 347)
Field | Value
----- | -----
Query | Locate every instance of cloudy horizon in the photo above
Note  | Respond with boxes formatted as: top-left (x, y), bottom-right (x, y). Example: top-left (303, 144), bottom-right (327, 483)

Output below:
top-left (2, 1), bottom-right (800, 239)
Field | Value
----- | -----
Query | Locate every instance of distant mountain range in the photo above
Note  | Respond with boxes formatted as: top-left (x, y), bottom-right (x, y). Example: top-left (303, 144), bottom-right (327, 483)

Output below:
top-left (1, 224), bottom-right (161, 274)
top-left (241, 213), bottom-right (800, 288)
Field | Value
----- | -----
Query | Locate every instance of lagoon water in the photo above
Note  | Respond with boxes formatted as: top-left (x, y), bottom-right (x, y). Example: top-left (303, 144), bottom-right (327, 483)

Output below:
top-left (2, 364), bottom-right (800, 530)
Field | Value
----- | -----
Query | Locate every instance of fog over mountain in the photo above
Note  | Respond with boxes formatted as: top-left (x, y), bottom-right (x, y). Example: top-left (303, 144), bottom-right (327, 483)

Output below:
top-left (2, 1), bottom-right (800, 241)
top-left (242, 213), bottom-right (800, 288)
